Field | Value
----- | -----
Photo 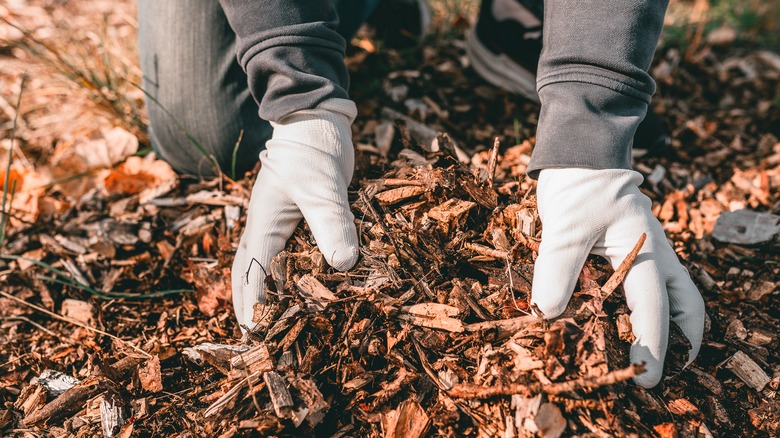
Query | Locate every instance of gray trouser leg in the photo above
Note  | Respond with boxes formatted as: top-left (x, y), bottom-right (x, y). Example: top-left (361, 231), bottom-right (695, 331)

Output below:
top-left (527, 0), bottom-right (669, 177)
top-left (137, 0), bottom-right (380, 178)
top-left (137, 0), bottom-right (270, 178)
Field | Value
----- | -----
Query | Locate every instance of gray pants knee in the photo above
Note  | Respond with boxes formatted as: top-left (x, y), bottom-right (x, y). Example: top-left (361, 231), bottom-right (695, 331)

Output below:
top-left (137, 0), bottom-right (378, 178)
top-left (138, 1), bottom-right (267, 178)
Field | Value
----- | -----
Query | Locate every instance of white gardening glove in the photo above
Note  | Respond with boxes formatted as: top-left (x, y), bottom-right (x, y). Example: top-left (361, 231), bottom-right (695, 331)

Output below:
top-left (231, 98), bottom-right (360, 331)
top-left (532, 168), bottom-right (705, 388)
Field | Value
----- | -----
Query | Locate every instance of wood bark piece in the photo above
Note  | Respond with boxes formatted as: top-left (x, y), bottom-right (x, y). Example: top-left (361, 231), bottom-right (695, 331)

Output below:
top-left (712, 210), bottom-right (780, 245)
top-left (100, 393), bottom-right (126, 438)
top-left (229, 343), bottom-right (274, 378)
top-left (724, 351), bottom-right (770, 390)
top-left (263, 371), bottom-right (293, 419)
top-left (375, 185), bottom-right (426, 205)
top-left (288, 375), bottom-right (329, 427)
top-left (428, 198), bottom-right (476, 223)
top-left (204, 371), bottom-right (264, 418)
top-left (399, 303), bottom-right (464, 333)
top-left (296, 274), bottom-right (337, 311)
top-left (512, 394), bottom-right (542, 434)
top-left (748, 401), bottom-right (780, 433)
top-left (23, 356), bottom-right (143, 426)
top-left (137, 356), bottom-right (163, 393)
top-left (181, 343), bottom-right (251, 374)
top-left (381, 400), bottom-right (430, 438)
top-left (60, 299), bottom-right (95, 326)
top-left (485, 137), bottom-right (500, 187)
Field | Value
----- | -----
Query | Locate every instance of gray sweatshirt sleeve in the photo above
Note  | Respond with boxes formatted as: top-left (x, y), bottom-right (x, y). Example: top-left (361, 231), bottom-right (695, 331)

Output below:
top-left (218, 0), bottom-right (350, 122)
top-left (527, 0), bottom-right (669, 178)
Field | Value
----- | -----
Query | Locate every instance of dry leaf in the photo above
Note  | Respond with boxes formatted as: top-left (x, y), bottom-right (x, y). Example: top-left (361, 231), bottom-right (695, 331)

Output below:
top-left (103, 155), bottom-right (177, 200)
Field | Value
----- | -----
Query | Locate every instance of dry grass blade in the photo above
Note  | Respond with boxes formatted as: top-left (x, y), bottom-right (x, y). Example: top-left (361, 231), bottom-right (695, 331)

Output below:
top-left (0, 291), bottom-right (152, 359)
top-left (0, 75), bottom-right (25, 250)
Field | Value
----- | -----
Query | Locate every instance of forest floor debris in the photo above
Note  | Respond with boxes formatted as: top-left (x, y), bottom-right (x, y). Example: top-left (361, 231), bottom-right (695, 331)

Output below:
top-left (1, 1), bottom-right (779, 437)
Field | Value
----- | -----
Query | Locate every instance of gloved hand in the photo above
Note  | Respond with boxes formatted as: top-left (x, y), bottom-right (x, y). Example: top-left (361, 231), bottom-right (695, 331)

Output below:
top-left (232, 99), bottom-right (360, 331)
top-left (531, 168), bottom-right (705, 387)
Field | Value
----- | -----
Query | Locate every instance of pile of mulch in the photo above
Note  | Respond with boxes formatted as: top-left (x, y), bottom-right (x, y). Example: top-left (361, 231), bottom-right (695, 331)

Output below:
top-left (1, 4), bottom-right (779, 437)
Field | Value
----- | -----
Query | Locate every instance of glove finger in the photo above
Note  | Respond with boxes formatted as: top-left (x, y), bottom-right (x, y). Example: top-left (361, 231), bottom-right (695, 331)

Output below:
top-left (295, 179), bottom-right (359, 271)
top-left (621, 253), bottom-right (670, 388)
top-left (531, 232), bottom-right (594, 319)
top-left (233, 186), bottom-right (303, 331)
top-left (231, 237), bottom-right (248, 332)
top-left (667, 265), bottom-right (705, 367)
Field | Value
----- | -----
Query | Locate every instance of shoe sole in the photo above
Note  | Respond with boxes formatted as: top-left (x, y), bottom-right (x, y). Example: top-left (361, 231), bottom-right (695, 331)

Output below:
top-left (466, 30), bottom-right (539, 103)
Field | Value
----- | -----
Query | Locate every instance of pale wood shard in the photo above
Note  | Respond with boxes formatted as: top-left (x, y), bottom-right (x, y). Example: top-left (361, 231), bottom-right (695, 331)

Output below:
top-left (427, 198), bottom-right (476, 223)
top-left (463, 242), bottom-right (508, 260)
top-left (277, 317), bottom-right (307, 352)
top-left (263, 371), bottom-right (293, 419)
top-left (181, 343), bottom-right (251, 374)
top-left (712, 209), bottom-right (780, 245)
top-left (296, 274), bottom-right (337, 311)
top-left (375, 185), bottom-right (426, 205)
top-left (402, 302), bottom-right (460, 317)
top-left (399, 303), bottom-right (464, 333)
top-left (204, 371), bottom-right (264, 418)
top-left (512, 394), bottom-right (542, 434)
top-left (517, 208), bottom-right (536, 237)
top-left (15, 384), bottom-right (46, 417)
top-left (746, 280), bottom-right (776, 302)
top-left (724, 351), bottom-right (770, 391)
top-left (100, 393), bottom-right (126, 438)
top-left (465, 316), bottom-right (539, 333)
top-left (486, 137), bottom-right (500, 187)
top-left (229, 343), bottom-right (274, 379)
top-left (381, 400), bottom-right (430, 438)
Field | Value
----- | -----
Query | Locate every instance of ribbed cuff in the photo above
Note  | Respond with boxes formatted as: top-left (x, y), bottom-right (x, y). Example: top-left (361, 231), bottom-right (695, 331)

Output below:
top-left (527, 80), bottom-right (648, 179)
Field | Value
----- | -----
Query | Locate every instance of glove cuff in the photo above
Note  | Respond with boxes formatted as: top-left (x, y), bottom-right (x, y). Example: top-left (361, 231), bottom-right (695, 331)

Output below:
top-left (268, 98), bottom-right (357, 159)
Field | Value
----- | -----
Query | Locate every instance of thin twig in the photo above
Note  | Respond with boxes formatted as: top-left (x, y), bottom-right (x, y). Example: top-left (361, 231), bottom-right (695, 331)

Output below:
top-left (486, 137), bottom-right (500, 188)
top-left (601, 233), bottom-right (646, 299)
top-left (0, 291), bottom-right (152, 359)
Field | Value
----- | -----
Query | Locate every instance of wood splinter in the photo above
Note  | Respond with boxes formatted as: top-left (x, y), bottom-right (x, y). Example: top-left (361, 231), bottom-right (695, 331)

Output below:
top-left (601, 233), bottom-right (646, 299)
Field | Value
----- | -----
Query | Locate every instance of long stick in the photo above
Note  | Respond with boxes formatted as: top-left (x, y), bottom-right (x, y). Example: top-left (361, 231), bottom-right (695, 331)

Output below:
top-left (23, 355), bottom-right (143, 426)
top-left (447, 363), bottom-right (645, 399)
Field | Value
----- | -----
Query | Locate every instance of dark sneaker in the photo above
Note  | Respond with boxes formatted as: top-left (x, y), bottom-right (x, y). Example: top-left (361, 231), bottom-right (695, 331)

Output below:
top-left (467, 0), bottom-right (670, 152)
top-left (467, 0), bottom-right (543, 102)
top-left (366, 0), bottom-right (431, 49)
